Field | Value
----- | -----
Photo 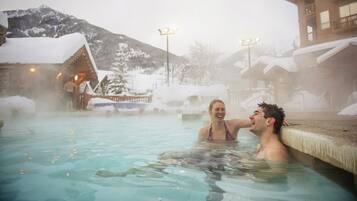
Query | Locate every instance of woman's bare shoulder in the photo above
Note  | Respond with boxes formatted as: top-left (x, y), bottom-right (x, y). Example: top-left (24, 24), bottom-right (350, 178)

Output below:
top-left (198, 125), bottom-right (210, 139)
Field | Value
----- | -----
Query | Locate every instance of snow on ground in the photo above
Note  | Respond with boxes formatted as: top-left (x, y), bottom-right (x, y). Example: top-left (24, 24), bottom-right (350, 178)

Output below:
top-left (0, 96), bottom-right (36, 117)
top-left (338, 103), bottom-right (357, 116)
top-left (127, 69), bottom-right (164, 93)
top-left (284, 90), bottom-right (329, 111)
top-left (87, 97), bottom-right (115, 111)
top-left (148, 84), bottom-right (228, 112)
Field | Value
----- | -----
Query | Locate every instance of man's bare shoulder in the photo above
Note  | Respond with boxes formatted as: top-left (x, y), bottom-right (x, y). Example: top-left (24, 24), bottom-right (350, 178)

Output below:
top-left (265, 145), bottom-right (289, 162)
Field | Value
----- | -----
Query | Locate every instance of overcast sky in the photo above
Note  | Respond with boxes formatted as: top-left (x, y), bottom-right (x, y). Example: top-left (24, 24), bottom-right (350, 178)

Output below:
top-left (1, 0), bottom-right (299, 56)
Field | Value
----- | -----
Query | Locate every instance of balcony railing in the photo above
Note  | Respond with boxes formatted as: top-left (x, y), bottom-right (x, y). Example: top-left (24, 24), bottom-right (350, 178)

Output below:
top-left (304, 3), bottom-right (315, 16)
top-left (333, 14), bottom-right (357, 30)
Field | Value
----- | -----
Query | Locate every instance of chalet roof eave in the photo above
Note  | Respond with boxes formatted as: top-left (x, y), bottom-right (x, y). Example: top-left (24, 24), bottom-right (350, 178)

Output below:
top-left (317, 41), bottom-right (357, 65)
top-left (285, 0), bottom-right (297, 5)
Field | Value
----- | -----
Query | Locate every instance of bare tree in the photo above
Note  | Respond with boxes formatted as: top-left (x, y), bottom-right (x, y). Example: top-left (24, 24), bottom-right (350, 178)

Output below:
top-left (186, 41), bottom-right (221, 84)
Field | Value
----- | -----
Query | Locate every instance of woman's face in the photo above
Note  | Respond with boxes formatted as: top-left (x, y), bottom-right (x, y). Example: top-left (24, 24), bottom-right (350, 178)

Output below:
top-left (210, 102), bottom-right (226, 122)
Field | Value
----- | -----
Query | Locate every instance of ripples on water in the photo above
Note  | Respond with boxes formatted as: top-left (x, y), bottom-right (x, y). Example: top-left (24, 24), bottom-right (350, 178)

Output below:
top-left (0, 113), bottom-right (355, 201)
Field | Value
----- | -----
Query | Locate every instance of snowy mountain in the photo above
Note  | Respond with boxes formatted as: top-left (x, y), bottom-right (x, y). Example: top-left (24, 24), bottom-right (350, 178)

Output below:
top-left (4, 5), bottom-right (186, 71)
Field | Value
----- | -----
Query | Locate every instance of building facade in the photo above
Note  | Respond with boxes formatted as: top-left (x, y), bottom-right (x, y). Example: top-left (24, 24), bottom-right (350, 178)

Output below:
top-left (288, 0), bottom-right (357, 47)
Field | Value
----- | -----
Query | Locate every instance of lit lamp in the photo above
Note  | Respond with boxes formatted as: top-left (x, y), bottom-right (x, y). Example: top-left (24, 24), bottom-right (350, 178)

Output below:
top-left (158, 27), bottom-right (176, 86)
top-left (240, 37), bottom-right (260, 91)
top-left (29, 67), bottom-right (36, 73)
top-left (74, 74), bottom-right (79, 82)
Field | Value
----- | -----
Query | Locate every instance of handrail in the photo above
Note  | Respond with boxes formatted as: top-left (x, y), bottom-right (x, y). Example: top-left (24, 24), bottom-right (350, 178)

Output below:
top-left (333, 14), bottom-right (357, 30)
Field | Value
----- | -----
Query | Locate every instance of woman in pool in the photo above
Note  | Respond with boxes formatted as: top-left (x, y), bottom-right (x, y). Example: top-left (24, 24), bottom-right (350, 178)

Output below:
top-left (198, 99), bottom-right (251, 142)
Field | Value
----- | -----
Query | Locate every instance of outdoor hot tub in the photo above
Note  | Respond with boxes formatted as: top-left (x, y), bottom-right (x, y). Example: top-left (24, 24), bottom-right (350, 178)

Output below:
top-left (0, 113), bottom-right (355, 201)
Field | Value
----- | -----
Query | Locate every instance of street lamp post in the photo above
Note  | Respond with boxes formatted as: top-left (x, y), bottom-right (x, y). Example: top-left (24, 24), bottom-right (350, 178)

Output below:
top-left (240, 38), bottom-right (260, 91)
top-left (158, 27), bottom-right (176, 86)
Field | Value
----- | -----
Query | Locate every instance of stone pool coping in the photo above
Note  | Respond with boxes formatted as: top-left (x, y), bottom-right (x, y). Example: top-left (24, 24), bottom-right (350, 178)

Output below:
top-left (231, 112), bottom-right (357, 175)
top-left (281, 117), bottom-right (357, 175)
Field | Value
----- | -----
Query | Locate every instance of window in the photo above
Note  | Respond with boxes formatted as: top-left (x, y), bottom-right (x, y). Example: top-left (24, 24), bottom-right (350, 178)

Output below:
top-left (339, 2), bottom-right (357, 18)
top-left (307, 25), bottom-right (314, 41)
top-left (320, 10), bottom-right (330, 30)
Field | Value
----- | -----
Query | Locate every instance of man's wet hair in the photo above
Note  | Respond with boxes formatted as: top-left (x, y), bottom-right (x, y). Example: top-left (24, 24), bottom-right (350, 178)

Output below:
top-left (258, 102), bottom-right (285, 134)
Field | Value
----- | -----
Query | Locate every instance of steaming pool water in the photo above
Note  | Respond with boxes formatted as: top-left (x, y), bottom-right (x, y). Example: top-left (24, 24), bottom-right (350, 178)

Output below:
top-left (0, 113), bottom-right (355, 201)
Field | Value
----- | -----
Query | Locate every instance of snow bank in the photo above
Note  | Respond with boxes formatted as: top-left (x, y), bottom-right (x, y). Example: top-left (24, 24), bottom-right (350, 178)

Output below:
top-left (284, 90), bottom-right (329, 111)
top-left (152, 84), bottom-right (227, 103)
top-left (338, 103), bottom-right (357, 116)
top-left (0, 96), bottom-right (36, 117)
top-left (127, 70), bottom-right (163, 94)
top-left (149, 84), bottom-right (228, 112)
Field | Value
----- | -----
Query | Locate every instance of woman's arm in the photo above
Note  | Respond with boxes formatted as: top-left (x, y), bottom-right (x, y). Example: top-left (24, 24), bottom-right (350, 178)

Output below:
top-left (228, 118), bottom-right (251, 129)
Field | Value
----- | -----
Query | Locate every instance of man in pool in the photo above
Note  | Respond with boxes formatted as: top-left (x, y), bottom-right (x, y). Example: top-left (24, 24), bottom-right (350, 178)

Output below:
top-left (249, 102), bottom-right (289, 162)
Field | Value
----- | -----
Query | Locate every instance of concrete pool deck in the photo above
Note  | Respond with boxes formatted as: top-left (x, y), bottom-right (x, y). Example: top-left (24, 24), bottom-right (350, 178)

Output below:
top-left (282, 112), bottom-right (357, 176)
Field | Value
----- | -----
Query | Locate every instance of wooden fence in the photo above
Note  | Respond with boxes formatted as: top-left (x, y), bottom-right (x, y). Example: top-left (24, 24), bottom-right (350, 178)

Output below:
top-left (79, 93), bottom-right (152, 110)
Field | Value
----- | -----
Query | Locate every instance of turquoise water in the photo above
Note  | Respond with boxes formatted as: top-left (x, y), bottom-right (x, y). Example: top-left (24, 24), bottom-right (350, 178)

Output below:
top-left (0, 113), bottom-right (355, 201)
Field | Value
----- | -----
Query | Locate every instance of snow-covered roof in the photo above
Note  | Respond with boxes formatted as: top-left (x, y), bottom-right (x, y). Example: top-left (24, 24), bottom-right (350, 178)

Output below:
top-left (0, 12), bottom-right (8, 29)
top-left (252, 56), bottom-right (276, 67)
top-left (293, 37), bottom-right (357, 56)
top-left (263, 57), bottom-right (297, 74)
top-left (240, 57), bottom-right (266, 77)
top-left (241, 56), bottom-right (296, 77)
top-left (0, 33), bottom-right (98, 73)
top-left (338, 103), bottom-right (357, 116)
top-left (97, 70), bottom-right (114, 82)
top-left (317, 40), bottom-right (357, 64)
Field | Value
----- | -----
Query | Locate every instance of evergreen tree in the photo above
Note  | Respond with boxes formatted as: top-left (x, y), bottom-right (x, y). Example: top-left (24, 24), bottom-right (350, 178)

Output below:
top-left (107, 43), bottom-right (130, 94)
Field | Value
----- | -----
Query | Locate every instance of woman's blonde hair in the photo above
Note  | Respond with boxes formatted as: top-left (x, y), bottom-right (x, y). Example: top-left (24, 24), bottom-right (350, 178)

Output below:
top-left (208, 99), bottom-right (225, 112)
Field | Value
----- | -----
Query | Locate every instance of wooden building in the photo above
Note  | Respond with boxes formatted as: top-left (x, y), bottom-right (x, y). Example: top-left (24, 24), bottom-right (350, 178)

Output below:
top-left (0, 33), bottom-right (98, 110)
top-left (241, 56), bottom-right (297, 106)
top-left (287, 0), bottom-right (357, 47)
top-left (286, 0), bottom-right (357, 110)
